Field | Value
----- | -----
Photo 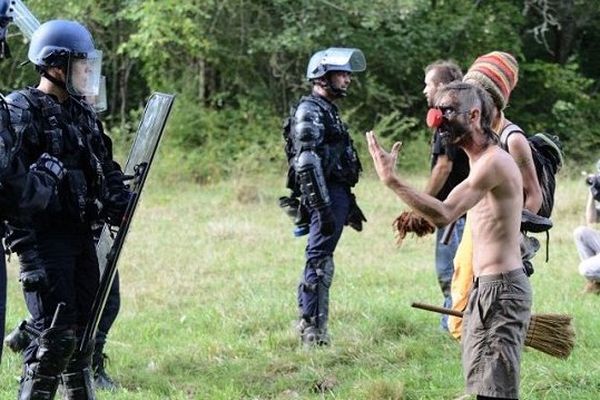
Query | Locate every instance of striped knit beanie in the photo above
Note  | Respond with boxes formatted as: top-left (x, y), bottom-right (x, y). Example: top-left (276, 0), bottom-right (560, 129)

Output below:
top-left (463, 51), bottom-right (519, 110)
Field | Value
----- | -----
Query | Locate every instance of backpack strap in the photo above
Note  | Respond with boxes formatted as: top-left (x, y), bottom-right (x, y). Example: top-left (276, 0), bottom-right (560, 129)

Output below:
top-left (499, 123), bottom-right (524, 151)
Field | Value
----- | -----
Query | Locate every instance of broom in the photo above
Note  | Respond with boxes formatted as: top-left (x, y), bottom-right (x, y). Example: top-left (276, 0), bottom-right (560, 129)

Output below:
top-left (411, 302), bottom-right (575, 359)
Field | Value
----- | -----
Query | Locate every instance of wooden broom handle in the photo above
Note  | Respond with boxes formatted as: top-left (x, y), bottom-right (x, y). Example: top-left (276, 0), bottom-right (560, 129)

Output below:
top-left (411, 302), bottom-right (464, 318)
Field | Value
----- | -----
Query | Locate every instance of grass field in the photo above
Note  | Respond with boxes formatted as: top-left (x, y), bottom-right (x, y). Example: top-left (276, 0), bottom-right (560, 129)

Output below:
top-left (1, 170), bottom-right (599, 399)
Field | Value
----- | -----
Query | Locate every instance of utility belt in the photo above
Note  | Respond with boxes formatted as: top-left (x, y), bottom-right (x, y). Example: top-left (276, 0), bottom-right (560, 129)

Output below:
top-left (322, 143), bottom-right (362, 187)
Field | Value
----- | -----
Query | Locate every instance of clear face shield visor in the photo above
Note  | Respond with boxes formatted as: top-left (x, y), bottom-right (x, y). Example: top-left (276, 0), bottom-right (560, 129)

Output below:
top-left (66, 50), bottom-right (102, 97)
top-left (85, 75), bottom-right (107, 113)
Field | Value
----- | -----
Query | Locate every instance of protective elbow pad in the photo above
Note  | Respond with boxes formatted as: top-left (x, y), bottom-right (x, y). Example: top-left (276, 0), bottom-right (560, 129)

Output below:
top-left (295, 150), bottom-right (330, 209)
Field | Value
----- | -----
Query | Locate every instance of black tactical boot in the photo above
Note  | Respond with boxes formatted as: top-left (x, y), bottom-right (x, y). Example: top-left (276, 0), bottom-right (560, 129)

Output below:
top-left (92, 350), bottom-right (117, 391)
top-left (4, 323), bottom-right (34, 353)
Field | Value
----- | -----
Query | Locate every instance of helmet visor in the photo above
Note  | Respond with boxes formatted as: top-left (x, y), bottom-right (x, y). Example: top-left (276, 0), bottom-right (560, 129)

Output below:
top-left (85, 75), bottom-right (107, 112)
top-left (306, 48), bottom-right (366, 79)
top-left (321, 48), bottom-right (366, 73)
top-left (66, 50), bottom-right (102, 97)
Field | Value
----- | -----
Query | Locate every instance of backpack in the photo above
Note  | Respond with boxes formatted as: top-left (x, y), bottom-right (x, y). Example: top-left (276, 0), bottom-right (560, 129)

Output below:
top-left (500, 124), bottom-right (564, 219)
top-left (501, 124), bottom-right (564, 264)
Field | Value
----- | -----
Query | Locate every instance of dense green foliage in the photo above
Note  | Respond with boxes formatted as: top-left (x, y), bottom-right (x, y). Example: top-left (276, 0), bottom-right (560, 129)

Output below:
top-left (2, 0), bottom-right (599, 180)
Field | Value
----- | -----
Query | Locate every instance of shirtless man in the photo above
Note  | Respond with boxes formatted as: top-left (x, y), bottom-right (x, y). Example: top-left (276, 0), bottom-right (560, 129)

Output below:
top-left (367, 82), bottom-right (532, 400)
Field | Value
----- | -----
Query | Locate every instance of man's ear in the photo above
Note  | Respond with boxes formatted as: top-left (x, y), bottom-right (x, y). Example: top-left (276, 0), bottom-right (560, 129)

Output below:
top-left (469, 107), bottom-right (480, 125)
top-left (47, 66), bottom-right (66, 82)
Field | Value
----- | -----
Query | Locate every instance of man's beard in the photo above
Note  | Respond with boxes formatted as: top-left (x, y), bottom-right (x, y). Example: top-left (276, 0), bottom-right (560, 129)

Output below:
top-left (439, 120), bottom-right (471, 145)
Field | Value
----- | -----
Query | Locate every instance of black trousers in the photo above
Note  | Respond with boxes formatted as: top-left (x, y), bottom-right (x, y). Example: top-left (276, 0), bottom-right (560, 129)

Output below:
top-left (23, 227), bottom-right (99, 365)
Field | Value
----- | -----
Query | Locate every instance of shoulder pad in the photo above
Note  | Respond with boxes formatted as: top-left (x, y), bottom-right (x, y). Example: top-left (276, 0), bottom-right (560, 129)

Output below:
top-left (295, 100), bottom-right (324, 122)
top-left (4, 92), bottom-right (34, 140)
top-left (5, 91), bottom-right (33, 111)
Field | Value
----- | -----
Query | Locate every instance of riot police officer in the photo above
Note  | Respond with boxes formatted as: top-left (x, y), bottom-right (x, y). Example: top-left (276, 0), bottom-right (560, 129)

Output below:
top-left (0, 94), bottom-right (66, 364)
top-left (4, 20), bottom-right (129, 399)
top-left (289, 48), bottom-right (366, 346)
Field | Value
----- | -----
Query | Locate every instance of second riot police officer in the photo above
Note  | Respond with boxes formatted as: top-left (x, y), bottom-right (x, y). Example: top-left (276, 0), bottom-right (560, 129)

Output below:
top-left (4, 20), bottom-right (130, 400)
top-left (287, 48), bottom-right (367, 346)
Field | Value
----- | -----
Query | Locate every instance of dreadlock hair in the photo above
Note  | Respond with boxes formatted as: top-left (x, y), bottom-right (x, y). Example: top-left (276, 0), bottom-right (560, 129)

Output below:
top-left (474, 85), bottom-right (499, 144)
top-left (425, 60), bottom-right (463, 85)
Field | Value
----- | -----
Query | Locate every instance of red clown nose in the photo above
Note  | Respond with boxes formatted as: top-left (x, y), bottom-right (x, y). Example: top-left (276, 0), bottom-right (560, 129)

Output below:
top-left (426, 108), bottom-right (443, 128)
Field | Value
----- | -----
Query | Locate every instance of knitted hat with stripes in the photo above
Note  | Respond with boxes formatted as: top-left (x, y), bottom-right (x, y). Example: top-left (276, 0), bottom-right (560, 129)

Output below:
top-left (463, 51), bottom-right (519, 110)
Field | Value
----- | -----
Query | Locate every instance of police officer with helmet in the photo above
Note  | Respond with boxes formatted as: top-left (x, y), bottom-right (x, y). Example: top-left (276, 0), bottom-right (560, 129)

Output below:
top-left (0, 95), bottom-right (65, 365)
top-left (290, 47), bottom-right (367, 346)
top-left (3, 19), bottom-right (130, 399)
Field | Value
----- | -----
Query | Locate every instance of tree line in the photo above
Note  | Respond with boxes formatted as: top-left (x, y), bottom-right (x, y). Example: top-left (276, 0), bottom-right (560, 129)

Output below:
top-left (2, 0), bottom-right (599, 181)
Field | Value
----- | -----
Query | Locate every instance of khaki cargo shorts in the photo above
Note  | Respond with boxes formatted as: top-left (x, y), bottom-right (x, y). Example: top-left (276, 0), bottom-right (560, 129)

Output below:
top-left (461, 267), bottom-right (532, 398)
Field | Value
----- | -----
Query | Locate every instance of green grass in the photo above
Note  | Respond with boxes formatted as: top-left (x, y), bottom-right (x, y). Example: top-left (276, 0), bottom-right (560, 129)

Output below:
top-left (1, 171), bottom-right (599, 399)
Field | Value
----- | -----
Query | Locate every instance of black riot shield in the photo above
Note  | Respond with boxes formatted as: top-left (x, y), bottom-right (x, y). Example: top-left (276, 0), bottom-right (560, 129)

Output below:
top-left (80, 92), bottom-right (175, 351)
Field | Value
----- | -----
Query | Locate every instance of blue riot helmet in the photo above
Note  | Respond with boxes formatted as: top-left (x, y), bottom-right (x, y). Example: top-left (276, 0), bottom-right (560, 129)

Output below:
top-left (306, 47), bottom-right (366, 97)
top-left (28, 20), bottom-right (102, 97)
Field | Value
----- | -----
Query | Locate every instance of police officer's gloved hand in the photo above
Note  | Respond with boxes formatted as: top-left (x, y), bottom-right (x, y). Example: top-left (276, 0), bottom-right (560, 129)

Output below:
top-left (346, 194), bottom-right (367, 232)
top-left (103, 191), bottom-right (131, 226)
top-left (30, 153), bottom-right (66, 183)
top-left (18, 248), bottom-right (48, 292)
top-left (318, 206), bottom-right (335, 236)
top-left (102, 169), bottom-right (131, 225)
top-left (105, 169), bottom-right (126, 192)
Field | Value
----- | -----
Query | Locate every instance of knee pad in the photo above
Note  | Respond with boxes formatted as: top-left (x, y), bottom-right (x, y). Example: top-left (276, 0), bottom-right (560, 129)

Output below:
top-left (36, 327), bottom-right (76, 376)
top-left (19, 328), bottom-right (75, 400)
top-left (65, 339), bottom-right (95, 372)
top-left (314, 256), bottom-right (334, 288)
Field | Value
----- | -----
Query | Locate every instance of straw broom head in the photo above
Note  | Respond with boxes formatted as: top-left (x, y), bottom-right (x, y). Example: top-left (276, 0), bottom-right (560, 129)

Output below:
top-left (411, 303), bottom-right (575, 359)
top-left (525, 313), bottom-right (575, 359)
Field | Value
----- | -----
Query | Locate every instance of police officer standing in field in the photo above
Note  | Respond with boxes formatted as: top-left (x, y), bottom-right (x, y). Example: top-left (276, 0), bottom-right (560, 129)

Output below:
top-left (0, 95), bottom-right (65, 364)
top-left (288, 48), bottom-right (367, 346)
top-left (3, 19), bottom-right (130, 399)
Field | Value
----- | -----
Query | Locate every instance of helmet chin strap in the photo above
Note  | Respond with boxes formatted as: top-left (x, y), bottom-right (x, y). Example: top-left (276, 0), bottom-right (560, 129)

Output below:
top-left (324, 76), bottom-right (347, 98)
top-left (41, 69), bottom-right (67, 91)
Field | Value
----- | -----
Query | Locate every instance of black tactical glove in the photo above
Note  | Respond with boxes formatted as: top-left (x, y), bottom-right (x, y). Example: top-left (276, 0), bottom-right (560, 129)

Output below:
top-left (103, 191), bottom-right (131, 226)
top-left (103, 169), bottom-right (131, 226)
top-left (317, 206), bottom-right (335, 237)
top-left (18, 248), bottom-right (48, 292)
top-left (278, 195), bottom-right (300, 219)
top-left (346, 194), bottom-right (367, 232)
top-left (30, 153), bottom-right (65, 182)
top-left (105, 169), bottom-right (125, 192)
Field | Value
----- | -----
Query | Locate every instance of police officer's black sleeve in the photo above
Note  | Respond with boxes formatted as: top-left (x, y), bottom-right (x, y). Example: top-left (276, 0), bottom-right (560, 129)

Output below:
top-left (292, 101), bottom-right (330, 210)
top-left (0, 101), bottom-right (59, 215)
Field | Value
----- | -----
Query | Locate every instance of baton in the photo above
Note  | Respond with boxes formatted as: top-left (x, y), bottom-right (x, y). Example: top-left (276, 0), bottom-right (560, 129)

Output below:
top-left (18, 301), bottom-right (66, 338)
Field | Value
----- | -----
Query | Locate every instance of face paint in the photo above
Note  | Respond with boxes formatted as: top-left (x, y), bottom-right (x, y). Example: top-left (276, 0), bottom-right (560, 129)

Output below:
top-left (426, 106), bottom-right (470, 144)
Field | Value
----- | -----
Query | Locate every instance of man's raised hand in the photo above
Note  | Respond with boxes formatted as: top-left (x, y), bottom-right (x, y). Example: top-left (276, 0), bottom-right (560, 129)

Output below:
top-left (365, 130), bottom-right (402, 186)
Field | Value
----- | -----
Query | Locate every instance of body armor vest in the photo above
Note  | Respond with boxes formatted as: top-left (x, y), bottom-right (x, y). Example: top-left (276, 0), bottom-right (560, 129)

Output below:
top-left (15, 88), bottom-right (109, 224)
top-left (285, 95), bottom-right (361, 191)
